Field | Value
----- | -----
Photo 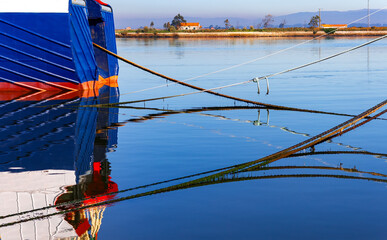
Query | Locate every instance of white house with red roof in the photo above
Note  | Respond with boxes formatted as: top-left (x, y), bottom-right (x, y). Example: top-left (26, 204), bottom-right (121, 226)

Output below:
top-left (179, 22), bottom-right (202, 30)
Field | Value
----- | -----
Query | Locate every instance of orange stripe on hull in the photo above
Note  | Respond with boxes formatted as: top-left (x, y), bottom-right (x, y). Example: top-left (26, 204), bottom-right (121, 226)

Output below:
top-left (80, 76), bottom-right (119, 98)
top-left (0, 76), bottom-right (119, 101)
top-left (81, 75), bottom-right (119, 90)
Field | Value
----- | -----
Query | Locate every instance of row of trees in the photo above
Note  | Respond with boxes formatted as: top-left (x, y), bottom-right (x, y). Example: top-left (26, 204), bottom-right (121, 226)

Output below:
top-left (225, 14), bottom-right (320, 29)
top-left (145, 14), bottom-right (322, 31)
top-left (160, 14), bottom-right (187, 31)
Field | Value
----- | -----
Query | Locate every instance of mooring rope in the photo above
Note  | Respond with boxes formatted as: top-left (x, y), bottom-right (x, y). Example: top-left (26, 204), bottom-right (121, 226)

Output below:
top-left (91, 34), bottom-right (387, 109)
top-left (252, 35), bottom-right (387, 81)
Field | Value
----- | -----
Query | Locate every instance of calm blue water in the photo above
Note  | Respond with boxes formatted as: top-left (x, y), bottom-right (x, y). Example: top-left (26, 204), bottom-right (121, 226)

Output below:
top-left (0, 37), bottom-right (386, 239)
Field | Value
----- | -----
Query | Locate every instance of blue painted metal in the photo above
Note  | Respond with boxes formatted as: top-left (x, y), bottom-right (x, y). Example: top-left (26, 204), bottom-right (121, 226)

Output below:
top-left (69, 2), bottom-right (99, 85)
top-left (0, 42), bottom-right (76, 72)
top-left (86, 0), bottom-right (109, 79)
top-left (0, 0), bottom-right (119, 90)
top-left (0, 54), bottom-right (79, 83)
top-left (0, 31), bottom-right (73, 60)
top-left (85, 0), bottom-right (119, 80)
top-left (0, 18), bottom-right (71, 48)
top-left (0, 13), bottom-right (79, 85)
top-left (102, 8), bottom-right (119, 79)
top-left (0, 65), bottom-right (75, 90)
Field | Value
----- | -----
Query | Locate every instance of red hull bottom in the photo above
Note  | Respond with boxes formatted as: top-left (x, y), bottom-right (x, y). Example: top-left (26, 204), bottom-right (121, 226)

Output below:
top-left (0, 76), bottom-right (119, 101)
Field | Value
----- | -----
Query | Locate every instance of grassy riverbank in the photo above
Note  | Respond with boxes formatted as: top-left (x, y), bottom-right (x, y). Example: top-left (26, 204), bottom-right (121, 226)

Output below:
top-left (116, 27), bottom-right (387, 38)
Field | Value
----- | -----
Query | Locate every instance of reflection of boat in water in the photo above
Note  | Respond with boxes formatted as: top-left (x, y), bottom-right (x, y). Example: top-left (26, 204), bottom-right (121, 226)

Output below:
top-left (0, 88), bottom-right (119, 239)
top-left (0, 0), bottom-right (118, 91)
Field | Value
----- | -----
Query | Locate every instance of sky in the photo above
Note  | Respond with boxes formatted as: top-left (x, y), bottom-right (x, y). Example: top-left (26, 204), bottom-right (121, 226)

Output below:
top-left (107, 0), bottom-right (386, 19)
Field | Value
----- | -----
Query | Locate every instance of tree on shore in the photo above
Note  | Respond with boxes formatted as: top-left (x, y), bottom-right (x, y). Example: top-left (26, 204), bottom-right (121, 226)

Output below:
top-left (262, 14), bottom-right (274, 28)
top-left (171, 14), bottom-right (186, 28)
top-left (224, 19), bottom-right (230, 29)
top-left (279, 19), bottom-right (286, 28)
top-left (308, 15), bottom-right (320, 28)
top-left (150, 21), bottom-right (154, 29)
top-left (168, 26), bottom-right (176, 32)
top-left (163, 22), bottom-right (171, 30)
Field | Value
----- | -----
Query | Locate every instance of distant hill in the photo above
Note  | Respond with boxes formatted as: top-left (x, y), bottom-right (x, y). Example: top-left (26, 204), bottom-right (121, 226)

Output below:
top-left (116, 9), bottom-right (387, 29)
top-left (274, 9), bottom-right (387, 27)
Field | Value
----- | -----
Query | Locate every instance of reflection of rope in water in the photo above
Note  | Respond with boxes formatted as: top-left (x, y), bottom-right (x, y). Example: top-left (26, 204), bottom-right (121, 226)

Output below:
top-left (199, 109), bottom-right (379, 156)
top-left (199, 109), bottom-right (311, 137)
top-left (199, 100), bottom-right (387, 177)
top-left (48, 99), bottom-right (387, 122)
top-left (0, 162), bottom-right (243, 222)
top-left (1, 147), bottom-right (387, 227)
top-left (1, 99), bottom-right (386, 228)
top-left (112, 105), bottom-right (387, 123)
top-left (87, 207), bottom-right (106, 239)
top-left (118, 106), bottom-right (381, 157)
top-left (1, 170), bottom-right (387, 229)
top-left (291, 151), bottom-right (387, 160)
top-left (244, 165), bottom-right (387, 178)
top-left (95, 105), bottom-right (387, 163)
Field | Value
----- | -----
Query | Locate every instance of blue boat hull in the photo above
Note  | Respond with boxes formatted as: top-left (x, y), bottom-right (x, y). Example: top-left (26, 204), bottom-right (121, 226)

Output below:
top-left (0, 0), bottom-right (119, 92)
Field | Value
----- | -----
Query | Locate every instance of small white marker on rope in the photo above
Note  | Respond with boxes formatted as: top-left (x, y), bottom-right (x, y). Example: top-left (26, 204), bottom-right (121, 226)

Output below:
top-left (252, 77), bottom-right (260, 94)
top-left (265, 77), bottom-right (270, 95)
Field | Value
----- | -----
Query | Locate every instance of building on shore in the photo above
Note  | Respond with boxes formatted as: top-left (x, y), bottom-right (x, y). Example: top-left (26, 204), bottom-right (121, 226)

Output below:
top-left (179, 22), bottom-right (202, 30)
top-left (321, 24), bottom-right (348, 29)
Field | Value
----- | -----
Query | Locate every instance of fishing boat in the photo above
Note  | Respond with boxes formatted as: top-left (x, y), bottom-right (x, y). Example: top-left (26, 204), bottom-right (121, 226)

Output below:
top-left (0, 0), bottom-right (119, 92)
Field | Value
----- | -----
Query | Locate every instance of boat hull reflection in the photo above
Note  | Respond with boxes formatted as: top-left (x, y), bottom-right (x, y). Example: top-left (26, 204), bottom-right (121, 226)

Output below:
top-left (0, 87), bottom-right (119, 239)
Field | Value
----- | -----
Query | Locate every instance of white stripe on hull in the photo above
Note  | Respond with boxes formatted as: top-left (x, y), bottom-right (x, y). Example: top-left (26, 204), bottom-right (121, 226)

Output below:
top-left (0, 0), bottom-right (70, 13)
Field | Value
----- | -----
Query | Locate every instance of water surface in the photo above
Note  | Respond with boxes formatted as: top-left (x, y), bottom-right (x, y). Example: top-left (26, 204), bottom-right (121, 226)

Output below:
top-left (1, 37), bottom-right (386, 239)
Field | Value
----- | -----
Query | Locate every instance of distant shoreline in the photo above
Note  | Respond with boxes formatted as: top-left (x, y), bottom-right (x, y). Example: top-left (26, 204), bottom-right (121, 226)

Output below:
top-left (116, 31), bottom-right (387, 39)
